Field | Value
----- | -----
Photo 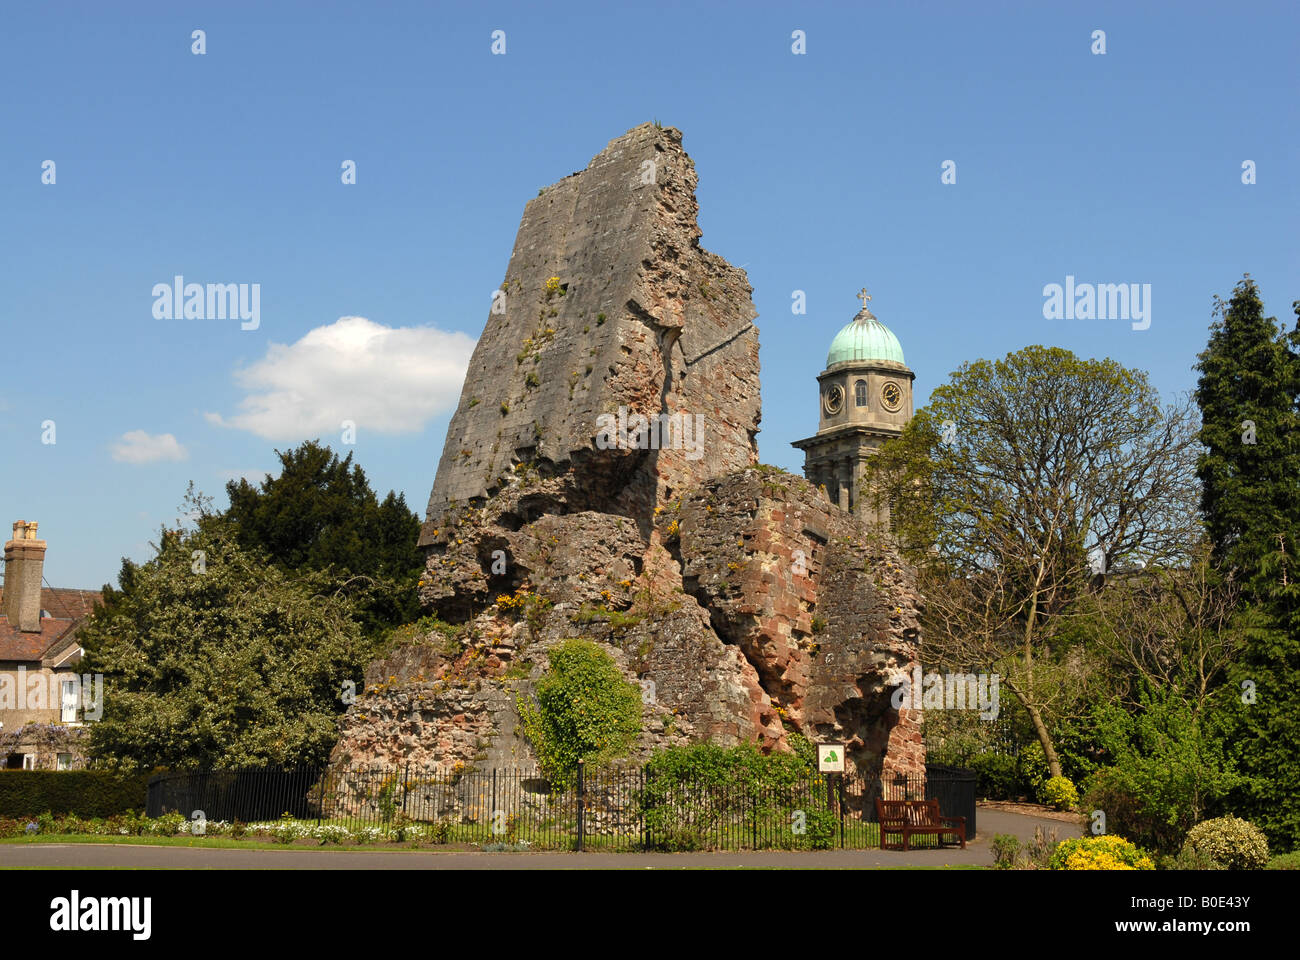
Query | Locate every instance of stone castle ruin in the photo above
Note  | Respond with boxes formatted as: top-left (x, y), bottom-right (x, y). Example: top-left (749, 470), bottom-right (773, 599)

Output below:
top-left (330, 123), bottom-right (925, 789)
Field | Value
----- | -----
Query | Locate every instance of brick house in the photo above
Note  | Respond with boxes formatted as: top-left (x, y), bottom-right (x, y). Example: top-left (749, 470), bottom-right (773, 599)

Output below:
top-left (0, 521), bottom-right (103, 770)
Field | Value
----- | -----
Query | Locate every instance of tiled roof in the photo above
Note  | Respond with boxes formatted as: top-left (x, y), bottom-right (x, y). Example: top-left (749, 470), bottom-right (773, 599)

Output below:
top-left (0, 586), bottom-right (103, 620)
top-left (0, 586), bottom-right (102, 663)
top-left (0, 616), bottom-right (77, 662)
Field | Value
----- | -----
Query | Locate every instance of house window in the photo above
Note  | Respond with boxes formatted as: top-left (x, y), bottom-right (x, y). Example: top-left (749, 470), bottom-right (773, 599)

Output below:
top-left (855, 380), bottom-right (868, 407)
top-left (22, 754), bottom-right (35, 770)
top-left (61, 680), bottom-right (78, 723)
top-left (56, 754), bottom-right (74, 771)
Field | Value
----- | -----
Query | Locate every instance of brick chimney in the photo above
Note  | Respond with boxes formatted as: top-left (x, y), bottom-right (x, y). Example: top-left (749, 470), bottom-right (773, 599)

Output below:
top-left (3, 521), bottom-right (47, 633)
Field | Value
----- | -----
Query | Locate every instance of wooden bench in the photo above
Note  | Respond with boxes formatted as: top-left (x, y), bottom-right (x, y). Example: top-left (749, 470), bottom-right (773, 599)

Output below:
top-left (875, 798), bottom-right (966, 851)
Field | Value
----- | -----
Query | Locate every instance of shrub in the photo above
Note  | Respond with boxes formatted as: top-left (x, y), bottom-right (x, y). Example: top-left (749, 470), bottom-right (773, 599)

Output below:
top-left (0, 770), bottom-right (151, 819)
top-left (1039, 776), bottom-right (1079, 811)
top-left (1017, 742), bottom-right (1050, 791)
top-left (991, 833), bottom-right (1021, 869)
top-left (1080, 766), bottom-right (1183, 854)
top-left (802, 808), bottom-right (837, 850)
top-left (429, 821), bottom-right (451, 844)
top-left (1159, 846), bottom-right (1226, 870)
top-left (517, 638), bottom-right (642, 785)
top-left (1047, 835), bottom-right (1155, 870)
top-left (1182, 816), bottom-right (1269, 870)
top-left (1266, 851), bottom-right (1300, 870)
top-left (642, 742), bottom-right (826, 851)
top-left (1089, 689), bottom-right (1244, 853)
top-left (969, 752), bottom-right (1020, 800)
top-left (149, 811), bottom-right (185, 836)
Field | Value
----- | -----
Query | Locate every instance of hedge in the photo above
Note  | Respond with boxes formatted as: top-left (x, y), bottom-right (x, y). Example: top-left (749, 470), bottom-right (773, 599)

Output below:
top-left (0, 770), bottom-right (151, 818)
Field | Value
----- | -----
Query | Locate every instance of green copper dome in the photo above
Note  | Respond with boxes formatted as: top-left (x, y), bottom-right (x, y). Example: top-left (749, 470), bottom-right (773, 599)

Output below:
top-left (827, 309), bottom-right (905, 367)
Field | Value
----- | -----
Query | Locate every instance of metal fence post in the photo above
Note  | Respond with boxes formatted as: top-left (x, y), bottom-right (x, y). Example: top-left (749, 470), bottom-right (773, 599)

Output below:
top-left (837, 773), bottom-right (845, 849)
top-left (317, 765), bottom-right (326, 825)
top-left (402, 761), bottom-right (410, 818)
top-left (576, 759), bottom-right (585, 853)
top-left (641, 765), bottom-right (648, 852)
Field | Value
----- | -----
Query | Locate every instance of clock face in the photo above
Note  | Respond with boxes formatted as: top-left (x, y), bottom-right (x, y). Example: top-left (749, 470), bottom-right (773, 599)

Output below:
top-left (823, 384), bottom-right (844, 415)
top-left (881, 381), bottom-right (903, 412)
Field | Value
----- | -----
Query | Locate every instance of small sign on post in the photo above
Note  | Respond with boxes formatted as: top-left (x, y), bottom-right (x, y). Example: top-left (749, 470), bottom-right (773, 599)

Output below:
top-left (817, 742), bottom-right (846, 773)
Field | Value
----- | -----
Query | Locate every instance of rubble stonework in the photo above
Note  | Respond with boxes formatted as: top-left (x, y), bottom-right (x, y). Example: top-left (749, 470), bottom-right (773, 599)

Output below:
top-left (420, 122), bottom-right (760, 552)
top-left (331, 124), bottom-right (925, 783)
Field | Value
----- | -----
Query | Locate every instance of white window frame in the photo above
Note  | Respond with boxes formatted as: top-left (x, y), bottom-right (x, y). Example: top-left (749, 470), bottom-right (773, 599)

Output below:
top-left (56, 753), bottom-right (73, 771)
top-left (22, 754), bottom-right (35, 770)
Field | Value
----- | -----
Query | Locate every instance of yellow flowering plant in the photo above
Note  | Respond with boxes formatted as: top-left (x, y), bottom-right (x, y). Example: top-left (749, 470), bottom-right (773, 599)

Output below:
top-left (1047, 835), bottom-right (1154, 870)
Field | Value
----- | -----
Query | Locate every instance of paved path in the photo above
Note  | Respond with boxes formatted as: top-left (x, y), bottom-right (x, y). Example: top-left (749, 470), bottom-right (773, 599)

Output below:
top-left (0, 807), bottom-right (1081, 869)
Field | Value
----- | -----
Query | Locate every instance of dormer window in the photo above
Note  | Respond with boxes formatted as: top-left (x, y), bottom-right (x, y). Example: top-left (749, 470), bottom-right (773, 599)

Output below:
top-left (855, 380), bottom-right (868, 407)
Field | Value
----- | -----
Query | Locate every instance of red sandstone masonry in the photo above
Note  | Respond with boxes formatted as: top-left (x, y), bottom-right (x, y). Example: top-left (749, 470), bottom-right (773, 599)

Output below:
top-left (334, 127), bottom-right (924, 785)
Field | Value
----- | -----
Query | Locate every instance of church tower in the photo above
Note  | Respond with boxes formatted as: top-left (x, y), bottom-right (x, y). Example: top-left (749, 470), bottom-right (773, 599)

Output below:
top-left (791, 289), bottom-right (915, 520)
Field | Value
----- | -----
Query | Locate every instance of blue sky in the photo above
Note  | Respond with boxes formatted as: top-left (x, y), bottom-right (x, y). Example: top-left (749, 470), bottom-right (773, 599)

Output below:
top-left (2, 0), bottom-right (1296, 589)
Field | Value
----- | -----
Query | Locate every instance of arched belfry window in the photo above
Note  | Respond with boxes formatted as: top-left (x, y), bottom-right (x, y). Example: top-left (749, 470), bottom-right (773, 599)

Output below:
top-left (855, 380), bottom-right (868, 407)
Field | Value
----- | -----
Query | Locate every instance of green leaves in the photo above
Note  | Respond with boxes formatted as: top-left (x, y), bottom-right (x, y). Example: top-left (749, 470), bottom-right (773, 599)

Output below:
top-left (517, 639), bottom-right (642, 783)
top-left (1194, 277), bottom-right (1300, 598)
top-left (1087, 684), bottom-right (1244, 852)
top-left (79, 520), bottom-right (371, 771)
top-left (862, 343), bottom-right (1203, 781)
top-left (223, 441), bottom-right (423, 633)
top-left (1193, 277), bottom-right (1300, 851)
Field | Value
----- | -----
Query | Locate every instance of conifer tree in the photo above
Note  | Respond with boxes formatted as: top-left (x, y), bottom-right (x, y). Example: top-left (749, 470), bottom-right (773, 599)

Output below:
top-left (1223, 533), bottom-right (1300, 847)
top-left (1194, 277), bottom-right (1300, 850)
top-left (1193, 277), bottom-right (1300, 596)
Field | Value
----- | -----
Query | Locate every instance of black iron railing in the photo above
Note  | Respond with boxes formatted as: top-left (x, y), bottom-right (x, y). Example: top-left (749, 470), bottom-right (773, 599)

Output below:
top-left (147, 762), bottom-right (975, 851)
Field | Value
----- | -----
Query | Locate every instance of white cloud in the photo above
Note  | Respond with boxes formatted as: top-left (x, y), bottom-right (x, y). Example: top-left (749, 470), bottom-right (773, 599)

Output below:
top-left (111, 430), bottom-right (188, 464)
top-left (205, 316), bottom-right (475, 440)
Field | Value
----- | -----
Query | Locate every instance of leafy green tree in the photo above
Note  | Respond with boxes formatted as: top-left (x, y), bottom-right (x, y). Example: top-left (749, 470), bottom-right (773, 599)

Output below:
top-left (1193, 277), bottom-right (1300, 596)
top-left (863, 345), bottom-right (1202, 778)
top-left (518, 639), bottom-right (641, 784)
top-left (80, 518), bottom-right (372, 771)
top-left (1087, 685), bottom-right (1244, 853)
top-left (224, 440), bottom-right (423, 631)
top-left (1221, 534), bottom-right (1300, 849)
top-left (1193, 278), bottom-right (1300, 852)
